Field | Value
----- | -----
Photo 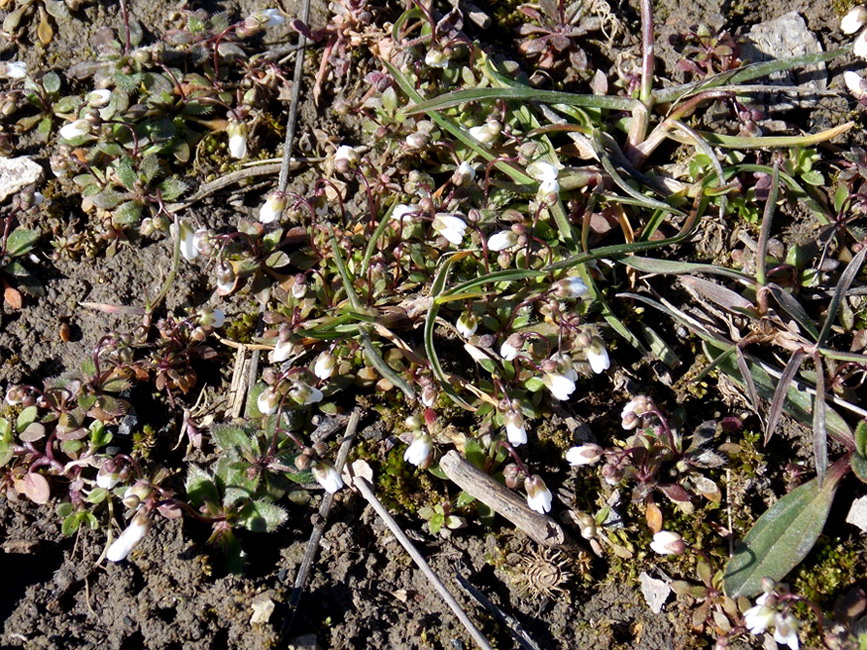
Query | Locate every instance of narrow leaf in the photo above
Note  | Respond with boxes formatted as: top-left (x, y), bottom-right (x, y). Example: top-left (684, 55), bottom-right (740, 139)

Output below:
top-left (817, 245), bottom-right (867, 348)
top-left (765, 350), bottom-right (805, 444)
top-left (813, 355), bottom-right (827, 484)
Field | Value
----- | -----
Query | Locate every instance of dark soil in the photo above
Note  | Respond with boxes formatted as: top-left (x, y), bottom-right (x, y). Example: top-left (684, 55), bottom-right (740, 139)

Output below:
top-left (0, 0), bottom-right (860, 648)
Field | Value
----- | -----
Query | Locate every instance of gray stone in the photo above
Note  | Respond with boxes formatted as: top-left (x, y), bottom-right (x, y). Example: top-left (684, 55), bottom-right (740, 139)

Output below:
top-left (741, 12), bottom-right (826, 110)
top-left (0, 156), bottom-right (43, 202)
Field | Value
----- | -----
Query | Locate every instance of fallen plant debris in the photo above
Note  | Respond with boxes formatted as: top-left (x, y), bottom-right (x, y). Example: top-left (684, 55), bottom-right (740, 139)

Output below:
top-left (1, 0), bottom-right (867, 648)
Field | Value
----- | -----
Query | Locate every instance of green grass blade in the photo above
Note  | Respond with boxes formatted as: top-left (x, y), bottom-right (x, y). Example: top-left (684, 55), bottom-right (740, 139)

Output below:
top-left (817, 245), bottom-right (867, 348)
top-left (403, 87), bottom-right (639, 115)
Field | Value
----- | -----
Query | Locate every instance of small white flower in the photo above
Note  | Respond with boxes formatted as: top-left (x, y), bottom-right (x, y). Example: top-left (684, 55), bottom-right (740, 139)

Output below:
top-left (453, 161), bottom-right (476, 185)
top-left (270, 338), bottom-right (292, 363)
top-left (856, 29), bottom-right (867, 59)
top-left (773, 612), bottom-right (800, 650)
top-left (743, 593), bottom-right (775, 635)
top-left (585, 337), bottom-right (610, 374)
top-left (524, 475), bottom-right (552, 514)
top-left (333, 144), bottom-right (360, 172)
top-left (59, 118), bottom-right (91, 140)
top-left (527, 160), bottom-right (559, 183)
top-left (420, 384), bottom-right (437, 407)
top-left (565, 444), bottom-right (603, 466)
top-left (841, 6), bottom-right (867, 34)
top-left (96, 469), bottom-right (120, 490)
top-left (291, 274), bottom-right (307, 299)
top-left (555, 276), bottom-right (589, 298)
top-left (216, 263), bottom-right (237, 295)
top-left (456, 312), bottom-right (478, 337)
top-left (542, 371), bottom-right (576, 401)
top-left (504, 409), bottom-right (527, 446)
top-left (257, 386), bottom-right (280, 414)
top-left (259, 191), bottom-right (286, 224)
top-left (487, 230), bottom-right (517, 252)
top-left (468, 120), bottom-right (501, 145)
top-left (425, 49), bottom-right (449, 68)
top-left (650, 530), bottom-right (685, 555)
top-left (289, 381), bottom-right (323, 405)
top-left (254, 8), bottom-right (285, 28)
top-left (227, 121), bottom-right (248, 159)
top-left (391, 203), bottom-right (416, 222)
top-left (106, 513), bottom-right (150, 562)
top-left (170, 219), bottom-right (198, 261)
top-left (313, 462), bottom-right (343, 493)
top-left (212, 309), bottom-right (226, 328)
top-left (500, 339), bottom-right (520, 361)
top-left (845, 70), bottom-right (867, 100)
top-left (433, 213), bottom-right (467, 245)
top-left (313, 351), bottom-right (335, 380)
top-left (86, 89), bottom-right (112, 107)
top-left (527, 159), bottom-right (560, 196)
top-left (403, 433), bottom-right (433, 467)
top-left (3, 60), bottom-right (26, 79)
top-left (192, 228), bottom-right (211, 256)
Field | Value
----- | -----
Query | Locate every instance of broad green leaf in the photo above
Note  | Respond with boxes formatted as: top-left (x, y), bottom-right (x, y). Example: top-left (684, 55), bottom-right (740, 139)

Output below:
top-left (185, 465), bottom-right (220, 506)
top-left (211, 423), bottom-right (255, 455)
top-left (724, 468), bottom-right (843, 598)
top-left (6, 228), bottom-right (39, 257)
top-left (16, 405), bottom-right (38, 432)
top-left (243, 500), bottom-right (287, 533)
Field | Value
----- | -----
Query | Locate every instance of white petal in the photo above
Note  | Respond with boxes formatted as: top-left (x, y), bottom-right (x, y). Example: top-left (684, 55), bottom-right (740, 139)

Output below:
top-left (506, 422), bottom-right (527, 446)
top-left (106, 516), bottom-right (150, 562)
top-left (487, 231), bottom-right (515, 251)
top-left (527, 160), bottom-right (559, 183)
top-left (587, 346), bottom-right (610, 374)
top-left (841, 6), bottom-right (867, 34)
top-left (544, 372), bottom-right (576, 401)
top-left (845, 70), bottom-right (867, 99)
top-left (855, 29), bottom-right (867, 59)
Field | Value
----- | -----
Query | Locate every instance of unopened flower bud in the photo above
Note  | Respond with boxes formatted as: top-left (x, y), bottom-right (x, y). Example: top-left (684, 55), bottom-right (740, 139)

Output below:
top-left (313, 351), bottom-right (335, 380)
top-left (259, 190), bottom-right (286, 224)
top-left (650, 530), bottom-right (685, 555)
top-left (312, 461), bottom-right (343, 493)
top-left (524, 475), bottom-right (553, 514)
top-left (257, 386), bottom-right (280, 415)
top-left (503, 463), bottom-right (525, 489)
top-left (227, 119), bottom-right (248, 159)
top-left (403, 433), bottom-right (433, 468)
top-left (456, 312), bottom-right (478, 337)
top-left (333, 144), bottom-right (360, 174)
top-left (566, 444), bottom-right (603, 466)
